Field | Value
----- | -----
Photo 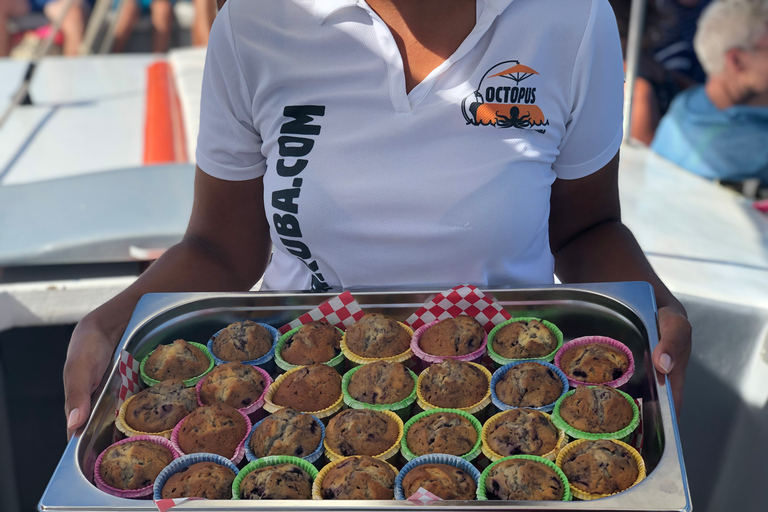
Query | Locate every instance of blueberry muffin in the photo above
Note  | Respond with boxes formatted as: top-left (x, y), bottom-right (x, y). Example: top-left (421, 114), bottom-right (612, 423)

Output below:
top-left (160, 461), bottom-right (236, 499)
top-left (493, 320), bottom-right (557, 359)
top-left (347, 361), bottom-right (414, 405)
top-left (199, 363), bottom-right (267, 410)
top-left (344, 314), bottom-right (411, 359)
top-left (249, 408), bottom-right (322, 459)
top-left (124, 379), bottom-right (197, 433)
top-left (406, 412), bottom-right (477, 457)
top-left (486, 409), bottom-right (560, 457)
top-left (401, 464), bottom-right (476, 500)
top-left (419, 359), bottom-right (488, 409)
top-left (239, 463), bottom-right (313, 499)
top-left (176, 403), bottom-right (248, 458)
top-left (321, 456), bottom-right (396, 500)
top-left (418, 316), bottom-right (485, 357)
top-left (559, 386), bottom-right (633, 434)
top-left (326, 409), bottom-right (398, 457)
top-left (99, 440), bottom-right (173, 490)
top-left (144, 339), bottom-right (209, 381)
top-left (495, 362), bottom-right (562, 408)
top-left (271, 364), bottom-right (342, 412)
top-left (281, 320), bottom-right (342, 366)
top-left (559, 343), bottom-right (629, 383)
top-left (484, 458), bottom-right (564, 500)
top-left (212, 321), bottom-right (273, 362)
top-left (560, 440), bottom-right (639, 495)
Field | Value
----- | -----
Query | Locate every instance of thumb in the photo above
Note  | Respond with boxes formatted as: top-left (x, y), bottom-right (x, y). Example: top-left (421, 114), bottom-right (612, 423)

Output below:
top-left (652, 306), bottom-right (692, 376)
top-left (64, 373), bottom-right (92, 439)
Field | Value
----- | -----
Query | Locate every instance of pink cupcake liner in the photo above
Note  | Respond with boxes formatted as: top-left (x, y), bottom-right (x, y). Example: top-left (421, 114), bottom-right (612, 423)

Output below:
top-left (410, 320), bottom-right (488, 365)
top-left (555, 336), bottom-right (635, 389)
top-left (94, 435), bottom-right (180, 499)
top-left (170, 408), bottom-right (251, 465)
top-left (195, 364), bottom-right (273, 416)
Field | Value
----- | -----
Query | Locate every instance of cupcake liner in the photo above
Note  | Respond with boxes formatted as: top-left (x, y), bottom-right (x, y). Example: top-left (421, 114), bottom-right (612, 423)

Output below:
top-left (555, 438), bottom-right (646, 500)
top-left (312, 456), bottom-right (399, 500)
top-left (170, 407), bottom-right (251, 464)
top-left (480, 410), bottom-right (567, 462)
top-left (410, 320), bottom-right (488, 365)
top-left (195, 364), bottom-right (273, 416)
top-left (477, 455), bottom-right (571, 501)
top-left (340, 322), bottom-right (414, 365)
top-left (244, 413), bottom-right (325, 465)
top-left (416, 361), bottom-right (492, 416)
top-left (394, 454), bottom-right (481, 500)
top-left (486, 317), bottom-right (564, 366)
top-left (401, 408), bottom-right (483, 462)
top-left (206, 322), bottom-right (279, 370)
top-left (115, 394), bottom-right (176, 440)
top-left (490, 360), bottom-right (569, 413)
top-left (152, 453), bottom-right (239, 500)
top-left (274, 325), bottom-right (346, 373)
top-left (554, 336), bottom-right (636, 388)
top-left (233, 456), bottom-right (319, 500)
top-left (323, 410), bottom-right (403, 463)
top-left (341, 365), bottom-right (418, 420)
top-left (94, 435), bottom-right (181, 499)
top-left (139, 342), bottom-right (215, 388)
top-left (262, 365), bottom-right (344, 420)
top-left (551, 387), bottom-right (640, 441)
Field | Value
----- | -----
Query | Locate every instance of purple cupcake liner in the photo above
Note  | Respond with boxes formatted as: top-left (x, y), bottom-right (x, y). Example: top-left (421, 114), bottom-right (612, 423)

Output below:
top-left (94, 435), bottom-right (180, 499)
top-left (490, 360), bottom-right (569, 413)
top-left (206, 322), bottom-right (279, 368)
top-left (411, 320), bottom-right (488, 365)
top-left (394, 454), bottom-right (481, 500)
top-left (152, 452), bottom-right (239, 500)
top-left (170, 408), bottom-right (252, 465)
top-left (195, 364), bottom-right (273, 416)
top-left (244, 413), bottom-right (325, 464)
top-left (555, 336), bottom-right (635, 389)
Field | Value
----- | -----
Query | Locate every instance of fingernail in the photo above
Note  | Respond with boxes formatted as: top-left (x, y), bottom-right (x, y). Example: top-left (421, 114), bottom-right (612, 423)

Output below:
top-left (67, 408), bottom-right (80, 430)
top-left (659, 353), bottom-right (673, 373)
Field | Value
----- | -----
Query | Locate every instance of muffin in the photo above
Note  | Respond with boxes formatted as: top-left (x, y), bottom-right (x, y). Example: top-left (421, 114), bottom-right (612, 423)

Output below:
top-left (144, 339), bottom-right (209, 382)
top-left (559, 386), bottom-right (633, 434)
top-left (99, 440), bottom-right (173, 490)
top-left (281, 320), bottom-right (341, 366)
top-left (560, 440), bottom-right (639, 495)
top-left (199, 363), bottom-right (267, 410)
top-left (484, 458), bottom-right (564, 500)
top-left (240, 463), bottom-right (313, 499)
top-left (419, 359), bottom-right (488, 409)
top-left (124, 379), bottom-right (197, 433)
top-left (495, 362), bottom-right (562, 408)
top-left (212, 321), bottom-right (273, 362)
top-left (161, 461), bottom-right (236, 499)
top-left (485, 409), bottom-right (560, 457)
top-left (344, 314), bottom-right (411, 359)
top-left (418, 316), bottom-right (484, 357)
top-left (176, 403), bottom-right (248, 458)
top-left (493, 319), bottom-right (557, 359)
top-left (326, 409), bottom-right (399, 457)
top-left (401, 463), bottom-right (476, 500)
top-left (558, 343), bottom-right (629, 383)
top-left (321, 456), bottom-right (396, 500)
top-left (406, 412), bottom-right (478, 457)
top-left (271, 364), bottom-right (342, 412)
top-left (347, 361), bottom-right (414, 405)
top-left (249, 408), bottom-right (322, 459)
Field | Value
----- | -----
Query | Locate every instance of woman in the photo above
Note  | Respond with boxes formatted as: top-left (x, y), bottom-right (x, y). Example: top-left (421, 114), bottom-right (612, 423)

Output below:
top-left (63, 0), bottom-right (692, 436)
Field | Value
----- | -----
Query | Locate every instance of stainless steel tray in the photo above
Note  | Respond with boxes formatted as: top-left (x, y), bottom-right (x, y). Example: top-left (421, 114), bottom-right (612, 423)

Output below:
top-left (40, 282), bottom-right (691, 511)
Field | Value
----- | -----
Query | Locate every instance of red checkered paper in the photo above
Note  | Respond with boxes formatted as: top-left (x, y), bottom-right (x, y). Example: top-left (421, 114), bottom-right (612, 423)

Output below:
top-left (405, 285), bottom-right (512, 333)
top-left (408, 487), bottom-right (443, 503)
top-left (117, 350), bottom-right (142, 413)
top-left (154, 498), bottom-right (205, 512)
top-left (278, 291), bottom-right (366, 334)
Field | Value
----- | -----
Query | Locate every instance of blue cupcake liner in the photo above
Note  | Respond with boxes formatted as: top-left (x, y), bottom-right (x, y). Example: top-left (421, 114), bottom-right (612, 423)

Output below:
top-left (152, 453), bottom-right (239, 500)
top-left (244, 413), bottom-right (325, 465)
top-left (490, 360), bottom-right (569, 413)
top-left (207, 322), bottom-right (279, 370)
top-left (394, 454), bottom-right (482, 501)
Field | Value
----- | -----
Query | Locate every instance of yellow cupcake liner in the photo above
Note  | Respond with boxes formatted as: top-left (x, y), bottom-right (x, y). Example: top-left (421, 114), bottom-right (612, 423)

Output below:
top-left (555, 438), bottom-right (646, 500)
top-left (262, 365), bottom-right (344, 420)
top-left (115, 394), bottom-right (175, 440)
top-left (416, 361), bottom-right (493, 416)
top-left (312, 456), bottom-right (399, 500)
top-left (323, 409), bottom-right (403, 464)
top-left (480, 409), bottom-right (566, 462)
top-left (340, 322), bottom-right (414, 365)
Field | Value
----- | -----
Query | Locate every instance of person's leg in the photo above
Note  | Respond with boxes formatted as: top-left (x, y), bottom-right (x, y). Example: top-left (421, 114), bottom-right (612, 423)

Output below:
top-left (112, 0), bottom-right (139, 52)
top-left (43, 0), bottom-right (85, 56)
top-left (0, 0), bottom-right (31, 56)
top-left (149, 0), bottom-right (171, 52)
top-left (190, 0), bottom-right (214, 46)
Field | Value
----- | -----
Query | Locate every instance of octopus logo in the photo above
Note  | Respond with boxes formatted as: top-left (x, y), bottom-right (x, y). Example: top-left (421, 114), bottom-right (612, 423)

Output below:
top-left (462, 61), bottom-right (549, 133)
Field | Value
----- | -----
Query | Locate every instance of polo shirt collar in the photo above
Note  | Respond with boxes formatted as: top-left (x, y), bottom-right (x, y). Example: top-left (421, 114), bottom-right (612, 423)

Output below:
top-left (311, 0), bottom-right (515, 23)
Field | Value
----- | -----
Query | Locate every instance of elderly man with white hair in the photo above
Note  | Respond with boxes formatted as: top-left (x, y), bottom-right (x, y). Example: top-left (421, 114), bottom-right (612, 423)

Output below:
top-left (651, 0), bottom-right (768, 187)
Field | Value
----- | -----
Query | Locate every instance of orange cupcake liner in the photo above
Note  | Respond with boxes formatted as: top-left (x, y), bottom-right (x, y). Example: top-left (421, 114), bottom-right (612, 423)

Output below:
top-left (323, 410), bottom-right (403, 464)
top-left (262, 365), bottom-right (344, 420)
top-left (415, 361), bottom-right (493, 416)
top-left (480, 409), bottom-right (566, 462)
top-left (115, 394), bottom-right (175, 440)
top-left (340, 322), bottom-right (414, 365)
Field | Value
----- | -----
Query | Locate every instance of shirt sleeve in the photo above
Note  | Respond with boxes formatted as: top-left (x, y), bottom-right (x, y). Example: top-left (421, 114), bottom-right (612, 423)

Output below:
top-left (195, 0), bottom-right (266, 181)
top-left (552, 0), bottom-right (624, 180)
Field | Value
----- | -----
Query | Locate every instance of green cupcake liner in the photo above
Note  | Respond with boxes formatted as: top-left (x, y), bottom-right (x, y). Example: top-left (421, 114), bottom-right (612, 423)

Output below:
top-left (550, 387), bottom-right (640, 442)
top-left (139, 341), bottom-right (215, 387)
top-left (400, 408), bottom-right (483, 462)
top-left (341, 365), bottom-right (418, 421)
top-left (232, 456), bottom-right (319, 500)
top-left (486, 317), bottom-right (564, 367)
top-left (477, 455), bottom-right (571, 501)
top-left (274, 325), bottom-right (346, 373)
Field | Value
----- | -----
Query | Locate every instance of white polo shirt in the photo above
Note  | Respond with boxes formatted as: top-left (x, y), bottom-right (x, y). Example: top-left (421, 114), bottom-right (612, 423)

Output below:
top-left (196, 0), bottom-right (624, 292)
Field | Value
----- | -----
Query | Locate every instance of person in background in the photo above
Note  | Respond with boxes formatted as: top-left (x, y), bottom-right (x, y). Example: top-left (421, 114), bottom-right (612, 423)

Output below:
top-left (651, 0), bottom-right (768, 186)
top-left (0, 0), bottom-right (87, 56)
top-left (112, 0), bottom-right (173, 53)
top-left (0, 0), bottom-right (30, 56)
top-left (654, 0), bottom-right (712, 84)
top-left (190, 0), bottom-right (216, 46)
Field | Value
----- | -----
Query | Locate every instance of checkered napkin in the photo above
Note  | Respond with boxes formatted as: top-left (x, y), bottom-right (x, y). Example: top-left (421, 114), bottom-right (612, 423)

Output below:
top-left (117, 350), bottom-right (142, 414)
top-left (154, 498), bottom-right (205, 512)
top-left (408, 487), bottom-right (443, 502)
top-left (405, 285), bottom-right (512, 333)
top-left (278, 291), bottom-right (366, 334)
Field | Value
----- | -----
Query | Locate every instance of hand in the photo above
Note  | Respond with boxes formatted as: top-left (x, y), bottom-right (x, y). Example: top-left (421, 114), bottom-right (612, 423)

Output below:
top-left (652, 306), bottom-right (692, 414)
